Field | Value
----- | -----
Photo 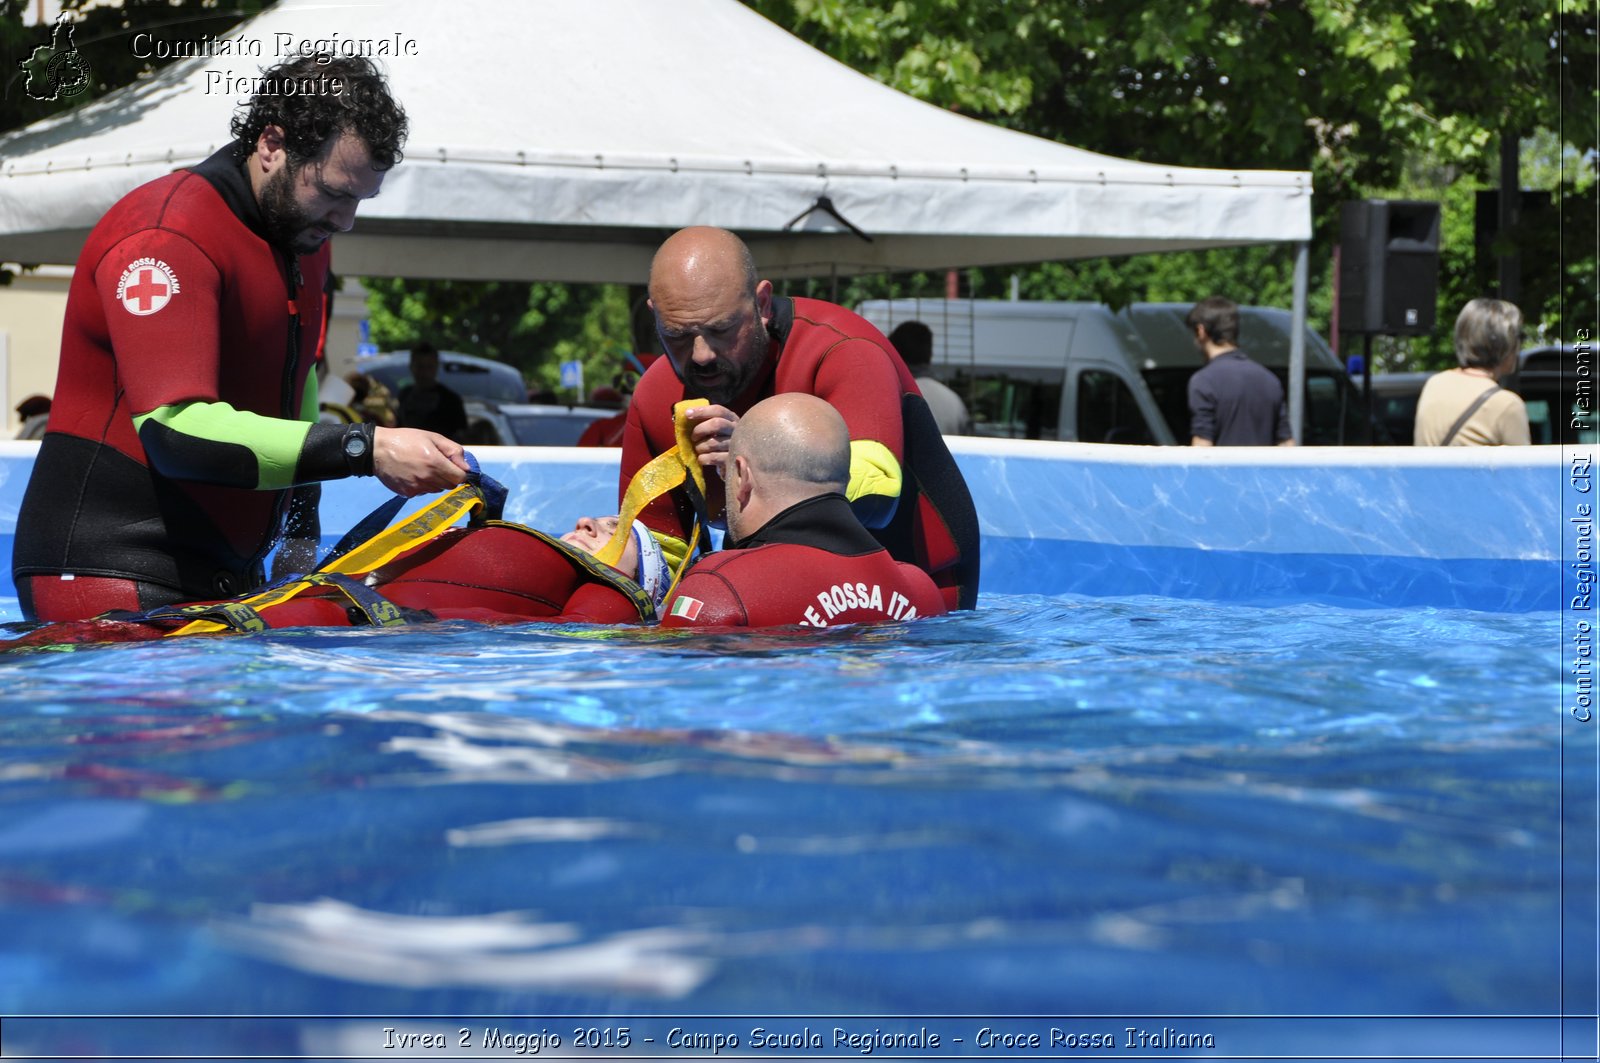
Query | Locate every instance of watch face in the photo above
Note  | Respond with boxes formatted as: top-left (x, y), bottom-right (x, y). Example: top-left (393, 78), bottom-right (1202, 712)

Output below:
top-left (345, 433), bottom-right (368, 458)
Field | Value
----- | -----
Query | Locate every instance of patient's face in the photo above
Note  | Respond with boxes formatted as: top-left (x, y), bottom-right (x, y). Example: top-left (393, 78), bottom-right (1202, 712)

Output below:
top-left (562, 515), bottom-right (638, 574)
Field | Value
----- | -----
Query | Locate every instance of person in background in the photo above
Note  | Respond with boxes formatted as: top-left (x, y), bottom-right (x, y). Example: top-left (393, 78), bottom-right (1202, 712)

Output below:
top-left (14, 394), bottom-right (51, 440)
top-left (577, 384), bottom-right (629, 448)
top-left (887, 320), bottom-right (970, 435)
top-left (621, 226), bottom-right (979, 611)
top-left (1413, 298), bottom-right (1530, 446)
top-left (315, 361), bottom-right (359, 424)
top-left (661, 394), bottom-right (946, 628)
top-left (346, 371), bottom-right (398, 428)
top-left (11, 54), bottom-right (467, 623)
top-left (1185, 295), bottom-right (1294, 447)
top-left (396, 341), bottom-right (469, 442)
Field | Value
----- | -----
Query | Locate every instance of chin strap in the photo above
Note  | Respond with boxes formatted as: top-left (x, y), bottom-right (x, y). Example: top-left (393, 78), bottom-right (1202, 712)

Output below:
top-left (596, 399), bottom-right (710, 588)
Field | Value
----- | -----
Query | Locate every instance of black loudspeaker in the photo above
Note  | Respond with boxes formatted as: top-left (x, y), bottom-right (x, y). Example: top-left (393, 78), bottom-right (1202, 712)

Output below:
top-left (1339, 199), bottom-right (1441, 335)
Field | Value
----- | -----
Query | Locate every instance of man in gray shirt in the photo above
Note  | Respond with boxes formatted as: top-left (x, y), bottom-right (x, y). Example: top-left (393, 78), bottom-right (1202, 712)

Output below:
top-left (888, 321), bottom-right (970, 435)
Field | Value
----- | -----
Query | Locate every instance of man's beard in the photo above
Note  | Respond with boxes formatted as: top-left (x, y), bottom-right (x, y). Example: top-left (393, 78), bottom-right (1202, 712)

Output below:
top-left (258, 162), bottom-right (323, 255)
top-left (681, 325), bottom-right (769, 407)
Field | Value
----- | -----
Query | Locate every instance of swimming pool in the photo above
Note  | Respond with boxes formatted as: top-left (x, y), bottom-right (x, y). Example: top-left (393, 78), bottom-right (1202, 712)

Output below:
top-left (0, 441), bottom-right (1592, 1058)
top-left (0, 438), bottom-right (1577, 612)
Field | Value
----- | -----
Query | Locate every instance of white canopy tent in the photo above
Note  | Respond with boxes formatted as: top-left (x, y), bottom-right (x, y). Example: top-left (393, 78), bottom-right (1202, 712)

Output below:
top-left (0, 0), bottom-right (1315, 424)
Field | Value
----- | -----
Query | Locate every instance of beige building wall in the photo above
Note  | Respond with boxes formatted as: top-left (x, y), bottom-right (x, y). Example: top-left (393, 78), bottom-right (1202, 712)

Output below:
top-left (326, 278), bottom-right (372, 381)
top-left (0, 267), bottom-right (70, 436)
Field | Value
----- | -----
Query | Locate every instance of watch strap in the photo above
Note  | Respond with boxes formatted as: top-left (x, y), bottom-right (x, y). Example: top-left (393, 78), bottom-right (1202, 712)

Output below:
top-left (343, 422), bottom-right (377, 477)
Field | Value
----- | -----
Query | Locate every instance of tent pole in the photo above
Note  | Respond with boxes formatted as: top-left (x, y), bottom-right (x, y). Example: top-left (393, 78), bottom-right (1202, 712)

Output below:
top-left (1289, 240), bottom-right (1310, 443)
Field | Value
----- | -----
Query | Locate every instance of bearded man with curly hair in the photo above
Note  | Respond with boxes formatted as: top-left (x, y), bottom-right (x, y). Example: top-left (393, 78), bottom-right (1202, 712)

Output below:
top-left (15, 55), bottom-right (471, 622)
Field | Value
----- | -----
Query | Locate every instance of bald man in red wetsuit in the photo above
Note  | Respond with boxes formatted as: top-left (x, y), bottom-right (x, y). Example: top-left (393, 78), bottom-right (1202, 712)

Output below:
top-left (661, 395), bottom-right (946, 629)
top-left (621, 227), bottom-right (979, 612)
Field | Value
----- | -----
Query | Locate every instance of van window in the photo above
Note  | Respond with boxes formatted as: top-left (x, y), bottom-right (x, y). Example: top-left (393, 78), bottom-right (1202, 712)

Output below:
top-left (1141, 368), bottom-right (1194, 441)
top-left (948, 370), bottom-right (1061, 439)
top-left (1141, 365), bottom-right (1370, 444)
top-left (1370, 381), bottom-right (1426, 444)
top-left (1303, 375), bottom-right (1346, 444)
top-left (1524, 399), bottom-right (1555, 444)
top-left (1077, 369), bottom-right (1155, 444)
top-left (1513, 347), bottom-right (1596, 445)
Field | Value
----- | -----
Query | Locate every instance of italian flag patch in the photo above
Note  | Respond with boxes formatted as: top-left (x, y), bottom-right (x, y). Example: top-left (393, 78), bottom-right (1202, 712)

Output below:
top-left (669, 596), bottom-right (703, 621)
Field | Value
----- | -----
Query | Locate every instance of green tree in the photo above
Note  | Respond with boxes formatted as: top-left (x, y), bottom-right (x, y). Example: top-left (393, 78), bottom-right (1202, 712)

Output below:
top-left (748, 0), bottom-right (1597, 361)
top-left (1, 0), bottom-right (276, 132)
top-left (751, 0), bottom-right (1591, 197)
top-left (363, 279), bottom-right (634, 400)
top-left (1, 0), bottom-right (278, 284)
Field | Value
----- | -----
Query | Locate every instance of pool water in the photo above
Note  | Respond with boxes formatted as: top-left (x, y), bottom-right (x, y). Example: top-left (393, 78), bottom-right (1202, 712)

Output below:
top-left (0, 592), bottom-right (1589, 1056)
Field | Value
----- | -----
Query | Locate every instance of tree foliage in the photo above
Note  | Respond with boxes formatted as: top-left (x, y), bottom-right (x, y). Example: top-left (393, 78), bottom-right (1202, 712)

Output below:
top-left (1, 0), bottom-right (275, 131)
top-left (362, 279), bottom-right (634, 399)
top-left (750, 0), bottom-right (1598, 366)
top-left (4, 1), bottom-right (1592, 370)
top-left (754, 0), bottom-right (1590, 200)
top-left (1, 0), bottom-right (277, 283)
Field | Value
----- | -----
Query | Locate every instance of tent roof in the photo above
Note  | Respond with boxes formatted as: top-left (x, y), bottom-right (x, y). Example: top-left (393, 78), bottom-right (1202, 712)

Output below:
top-left (0, 0), bottom-right (1313, 282)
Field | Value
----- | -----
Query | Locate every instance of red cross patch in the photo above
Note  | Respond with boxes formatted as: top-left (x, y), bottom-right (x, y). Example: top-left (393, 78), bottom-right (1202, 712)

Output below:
top-left (116, 258), bottom-right (180, 316)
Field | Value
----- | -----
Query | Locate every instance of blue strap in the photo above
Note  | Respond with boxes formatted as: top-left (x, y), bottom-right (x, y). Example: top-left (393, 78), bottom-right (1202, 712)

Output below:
top-left (463, 451), bottom-right (507, 523)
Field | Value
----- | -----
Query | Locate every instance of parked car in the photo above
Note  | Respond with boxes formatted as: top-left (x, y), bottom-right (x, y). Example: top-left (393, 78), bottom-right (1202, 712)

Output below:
top-left (1362, 345), bottom-right (1594, 445)
top-left (1513, 344), bottom-right (1595, 445)
top-left (1364, 371), bottom-right (1433, 445)
top-left (468, 402), bottom-right (617, 446)
top-left (855, 299), bottom-right (1376, 445)
top-left (358, 350), bottom-right (527, 404)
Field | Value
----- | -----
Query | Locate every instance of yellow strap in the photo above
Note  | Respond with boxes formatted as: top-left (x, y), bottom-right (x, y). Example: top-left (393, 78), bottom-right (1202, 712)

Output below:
top-left (164, 571), bottom-right (411, 638)
top-left (167, 483), bottom-right (488, 637)
top-left (596, 399), bottom-right (708, 569)
top-left (660, 521), bottom-right (701, 603)
top-left (154, 599), bottom-right (270, 635)
top-left (323, 482), bottom-right (487, 576)
top-left (167, 411), bottom-right (707, 639)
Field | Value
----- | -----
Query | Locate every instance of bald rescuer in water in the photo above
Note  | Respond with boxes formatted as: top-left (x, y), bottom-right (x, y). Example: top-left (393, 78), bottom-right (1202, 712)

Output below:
top-left (623, 226), bottom-right (980, 612)
top-left (660, 394), bottom-right (947, 628)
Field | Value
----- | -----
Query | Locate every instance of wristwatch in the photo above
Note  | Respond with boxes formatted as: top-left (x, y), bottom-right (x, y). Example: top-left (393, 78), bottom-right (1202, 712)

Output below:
top-left (342, 422), bottom-right (376, 476)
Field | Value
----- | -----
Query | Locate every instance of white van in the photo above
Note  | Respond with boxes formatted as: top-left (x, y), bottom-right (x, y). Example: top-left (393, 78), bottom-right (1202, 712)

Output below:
top-left (856, 299), bottom-right (1373, 445)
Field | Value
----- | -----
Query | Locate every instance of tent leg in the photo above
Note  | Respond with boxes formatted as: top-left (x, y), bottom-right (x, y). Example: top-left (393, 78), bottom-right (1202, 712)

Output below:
top-left (1289, 240), bottom-right (1310, 444)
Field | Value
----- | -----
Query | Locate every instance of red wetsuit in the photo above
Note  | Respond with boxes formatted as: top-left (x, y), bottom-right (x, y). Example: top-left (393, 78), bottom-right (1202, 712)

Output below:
top-left (659, 493), bottom-right (947, 629)
top-left (256, 524), bottom-right (648, 628)
top-left (577, 411), bottom-right (627, 448)
top-left (621, 296), bottom-right (980, 611)
top-left (1, 524), bottom-right (649, 649)
top-left (12, 144), bottom-right (361, 620)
